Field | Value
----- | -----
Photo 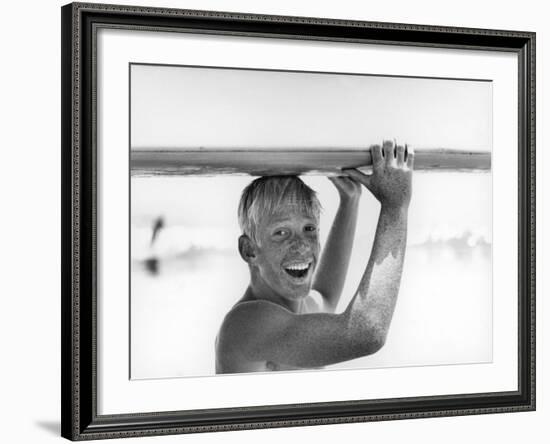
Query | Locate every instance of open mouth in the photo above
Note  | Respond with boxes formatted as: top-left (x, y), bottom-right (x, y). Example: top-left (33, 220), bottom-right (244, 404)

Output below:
top-left (283, 262), bottom-right (312, 279)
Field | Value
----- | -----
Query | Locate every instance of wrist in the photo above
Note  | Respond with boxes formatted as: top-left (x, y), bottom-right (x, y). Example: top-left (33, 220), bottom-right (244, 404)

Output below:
top-left (380, 202), bottom-right (409, 218)
top-left (339, 194), bottom-right (361, 206)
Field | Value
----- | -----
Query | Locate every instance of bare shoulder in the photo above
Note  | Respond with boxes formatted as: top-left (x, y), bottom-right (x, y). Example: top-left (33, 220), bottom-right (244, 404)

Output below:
top-left (215, 292), bottom-right (327, 372)
top-left (217, 300), bottom-right (289, 344)
top-left (215, 300), bottom-right (290, 373)
top-left (217, 293), bottom-right (323, 351)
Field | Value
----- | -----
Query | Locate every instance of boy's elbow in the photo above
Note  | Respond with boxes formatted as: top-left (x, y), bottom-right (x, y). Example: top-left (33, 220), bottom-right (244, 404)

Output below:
top-left (349, 327), bottom-right (387, 357)
top-left (367, 332), bottom-right (386, 354)
top-left (344, 312), bottom-right (388, 357)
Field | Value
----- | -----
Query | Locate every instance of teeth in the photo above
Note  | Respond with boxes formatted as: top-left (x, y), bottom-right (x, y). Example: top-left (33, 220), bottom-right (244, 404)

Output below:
top-left (285, 263), bottom-right (309, 271)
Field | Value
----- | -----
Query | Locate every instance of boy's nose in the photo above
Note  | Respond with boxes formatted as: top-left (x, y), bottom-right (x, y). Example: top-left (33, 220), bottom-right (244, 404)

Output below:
top-left (289, 238), bottom-right (311, 253)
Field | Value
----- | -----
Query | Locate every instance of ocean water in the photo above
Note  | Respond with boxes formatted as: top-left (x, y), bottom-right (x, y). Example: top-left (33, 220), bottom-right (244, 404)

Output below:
top-left (130, 238), bottom-right (491, 379)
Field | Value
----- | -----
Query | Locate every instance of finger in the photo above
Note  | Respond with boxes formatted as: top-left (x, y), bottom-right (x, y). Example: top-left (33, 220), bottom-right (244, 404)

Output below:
top-left (396, 144), bottom-right (405, 166)
top-left (406, 145), bottom-right (415, 169)
top-left (328, 176), bottom-right (349, 187)
top-left (343, 168), bottom-right (372, 191)
top-left (338, 177), bottom-right (354, 188)
top-left (342, 176), bottom-right (362, 193)
top-left (342, 168), bottom-right (366, 179)
top-left (383, 140), bottom-right (395, 165)
top-left (370, 144), bottom-right (383, 168)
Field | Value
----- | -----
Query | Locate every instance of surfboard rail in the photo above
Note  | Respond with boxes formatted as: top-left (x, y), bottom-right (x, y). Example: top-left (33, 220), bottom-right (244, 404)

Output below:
top-left (130, 148), bottom-right (491, 177)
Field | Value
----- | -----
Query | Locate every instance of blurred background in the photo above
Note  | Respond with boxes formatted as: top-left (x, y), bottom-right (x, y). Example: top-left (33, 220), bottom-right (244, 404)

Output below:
top-left (131, 173), bottom-right (492, 378)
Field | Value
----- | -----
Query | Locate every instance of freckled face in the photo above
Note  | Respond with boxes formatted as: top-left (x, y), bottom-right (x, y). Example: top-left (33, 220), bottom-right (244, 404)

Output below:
top-left (253, 208), bottom-right (320, 301)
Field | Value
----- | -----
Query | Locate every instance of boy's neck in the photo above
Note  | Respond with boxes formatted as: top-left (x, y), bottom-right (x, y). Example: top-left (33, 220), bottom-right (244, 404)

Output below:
top-left (246, 278), bottom-right (305, 313)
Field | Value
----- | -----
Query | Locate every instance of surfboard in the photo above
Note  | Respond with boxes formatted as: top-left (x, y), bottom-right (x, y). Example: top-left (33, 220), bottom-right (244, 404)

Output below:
top-left (131, 148), bottom-right (491, 177)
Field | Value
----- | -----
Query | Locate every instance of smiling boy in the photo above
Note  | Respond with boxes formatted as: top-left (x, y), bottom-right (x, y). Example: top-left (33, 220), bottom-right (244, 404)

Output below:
top-left (215, 140), bottom-right (414, 374)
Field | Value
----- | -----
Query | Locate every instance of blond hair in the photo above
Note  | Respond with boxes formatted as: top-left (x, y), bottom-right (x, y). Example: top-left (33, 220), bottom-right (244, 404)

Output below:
top-left (238, 176), bottom-right (321, 243)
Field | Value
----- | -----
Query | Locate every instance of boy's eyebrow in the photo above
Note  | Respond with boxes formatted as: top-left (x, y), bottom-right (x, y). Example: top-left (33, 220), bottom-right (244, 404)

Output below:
top-left (264, 214), bottom-right (319, 225)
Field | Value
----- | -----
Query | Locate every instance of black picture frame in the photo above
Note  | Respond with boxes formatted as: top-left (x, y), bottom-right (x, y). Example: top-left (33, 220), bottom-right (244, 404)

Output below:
top-left (61, 2), bottom-right (536, 440)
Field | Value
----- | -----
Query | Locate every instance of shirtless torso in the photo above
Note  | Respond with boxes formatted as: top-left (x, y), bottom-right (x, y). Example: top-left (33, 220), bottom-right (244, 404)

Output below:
top-left (215, 292), bottom-right (323, 374)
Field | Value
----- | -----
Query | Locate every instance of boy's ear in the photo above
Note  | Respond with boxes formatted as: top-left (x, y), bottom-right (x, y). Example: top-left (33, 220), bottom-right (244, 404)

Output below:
top-left (238, 234), bottom-right (257, 264)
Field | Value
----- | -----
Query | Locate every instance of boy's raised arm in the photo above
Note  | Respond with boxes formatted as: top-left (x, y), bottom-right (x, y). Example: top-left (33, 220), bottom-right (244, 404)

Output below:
top-left (313, 177), bottom-right (361, 312)
top-left (342, 140), bottom-right (413, 354)
top-left (217, 141), bottom-right (413, 369)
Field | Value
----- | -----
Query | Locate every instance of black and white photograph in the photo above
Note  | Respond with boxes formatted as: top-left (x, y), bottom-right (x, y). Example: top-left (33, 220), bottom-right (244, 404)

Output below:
top-left (129, 63), bottom-right (492, 379)
top-left (56, 1), bottom-right (537, 441)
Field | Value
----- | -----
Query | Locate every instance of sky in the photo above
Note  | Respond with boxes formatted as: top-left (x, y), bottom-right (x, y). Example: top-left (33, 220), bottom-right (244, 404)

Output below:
top-left (130, 64), bottom-right (492, 152)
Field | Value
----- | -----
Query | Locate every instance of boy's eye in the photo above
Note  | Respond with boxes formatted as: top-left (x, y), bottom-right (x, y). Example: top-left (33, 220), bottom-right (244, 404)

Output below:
top-left (304, 225), bottom-right (317, 233)
top-left (273, 229), bottom-right (289, 237)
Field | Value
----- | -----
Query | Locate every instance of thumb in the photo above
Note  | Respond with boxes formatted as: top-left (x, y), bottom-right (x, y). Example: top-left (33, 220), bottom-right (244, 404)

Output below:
top-left (343, 168), bottom-right (373, 192)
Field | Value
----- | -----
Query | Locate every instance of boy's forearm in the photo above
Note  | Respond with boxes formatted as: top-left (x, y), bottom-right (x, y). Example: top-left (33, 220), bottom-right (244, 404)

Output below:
top-left (345, 204), bottom-right (408, 352)
top-left (313, 197), bottom-right (359, 311)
